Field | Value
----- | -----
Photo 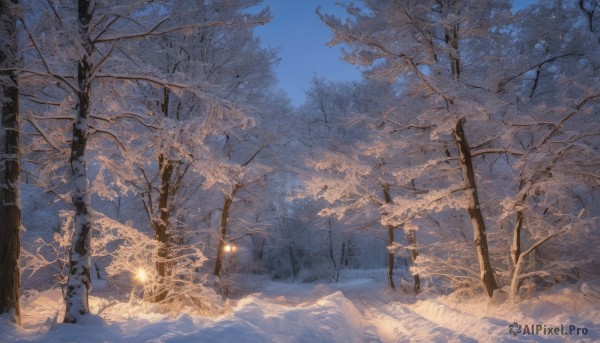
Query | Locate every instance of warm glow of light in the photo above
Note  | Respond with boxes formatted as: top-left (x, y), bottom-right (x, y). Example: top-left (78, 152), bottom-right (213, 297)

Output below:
top-left (224, 244), bottom-right (237, 253)
top-left (136, 268), bottom-right (147, 283)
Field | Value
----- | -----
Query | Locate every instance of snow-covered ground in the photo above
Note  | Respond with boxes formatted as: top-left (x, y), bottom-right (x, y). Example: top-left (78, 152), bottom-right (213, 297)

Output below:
top-left (2, 271), bottom-right (599, 342)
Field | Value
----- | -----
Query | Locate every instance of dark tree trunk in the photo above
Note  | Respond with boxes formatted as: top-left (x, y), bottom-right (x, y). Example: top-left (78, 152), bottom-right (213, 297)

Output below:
top-left (149, 154), bottom-right (174, 302)
top-left (0, 0), bottom-right (21, 325)
top-left (383, 185), bottom-right (395, 290)
top-left (214, 184), bottom-right (240, 278)
top-left (453, 118), bottom-right (498, 297)
top-left (511, 210), bottom-right (524, 267)
top-left (405, 229), bottom-right (421, 294)
top-left (327, 220), bottom-right (341, 281)
top-left (288, 245), bottom-right (298, 279)
top-left (64, 0), bottom-right (95, 323)
top-left (445, 24), bottom-right (460, 80)
top-left (328, 227), bottom-right (336, 269)
top-left (407, 179), bottom-right (421, 294)
top-left (387, 226), bottom-right (395, 289)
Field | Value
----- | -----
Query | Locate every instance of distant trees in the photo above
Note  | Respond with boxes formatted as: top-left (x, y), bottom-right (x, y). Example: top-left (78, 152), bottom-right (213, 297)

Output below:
top-left (0, 0), bottom-right (21, 325)
top-left (300, 78), bottom-right (421, 290)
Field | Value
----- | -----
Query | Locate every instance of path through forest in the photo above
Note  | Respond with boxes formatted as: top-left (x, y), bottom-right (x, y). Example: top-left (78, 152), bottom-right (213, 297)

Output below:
top-left (2, 274), bottom-right (599, 342)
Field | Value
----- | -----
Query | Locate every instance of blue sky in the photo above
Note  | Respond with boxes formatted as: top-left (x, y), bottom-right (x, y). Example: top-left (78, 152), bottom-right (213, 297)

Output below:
top-left (255, 0), bottom-right (362, 106)
top-left (256, 0), bottom-right (538, 107)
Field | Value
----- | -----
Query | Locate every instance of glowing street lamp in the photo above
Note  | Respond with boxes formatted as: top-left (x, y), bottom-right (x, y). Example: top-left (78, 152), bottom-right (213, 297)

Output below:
top-left (136, 268), bottom-right (147, 283)
top-left (223, 244), bottom-right (237, 253)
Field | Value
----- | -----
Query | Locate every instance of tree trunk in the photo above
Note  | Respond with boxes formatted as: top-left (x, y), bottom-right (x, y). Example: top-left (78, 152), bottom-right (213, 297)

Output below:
top-left (387, 226), bottom-right (395, 289)
top-left (509, 253), bottom-right (525, 302)
top-left (149, 154), bottom-right (174, 302)
top-left (64, 0), bottom-right (94, 323)
top-left (328, 224), bottom-right (342, 282)
top-left (453, 118), bottom-right (498, 297)
top-left (405, 229), bottom-right (420, 294)
top-left (382, 185), bottom-right (395, 289)
top-left (511, 210), bottom-right (524, 267)
top-left (214, 184), bottom-right (240, 277)
top-left (510, 181), bottom-right (530, 294)
top-left (407, 179), bottom-right (421, 294)
top-left (0, 0), bottom-right (21, 325)
top-left (288, 245), bottom-right (298, 279)
top-left (445, 24), bottom-right (460, 80)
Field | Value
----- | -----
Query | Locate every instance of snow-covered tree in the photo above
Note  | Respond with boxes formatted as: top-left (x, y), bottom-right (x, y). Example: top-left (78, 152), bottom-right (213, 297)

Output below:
top-left (494, 1), bottom-right (600, 300)
top-left (12, 0), bottom-right (273, 321)
top-left (319, 0), bottom-right (600, 299)
top-left (105, 1), bottom-right (278, 300)
top-left (299, 78), bottom-right (424, 289)
top-left (317, 0), bottom-right (519, 296)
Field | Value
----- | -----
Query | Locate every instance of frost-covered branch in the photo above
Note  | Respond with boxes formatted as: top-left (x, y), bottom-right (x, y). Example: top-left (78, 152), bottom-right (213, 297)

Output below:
top-left (471, 148), bottom-right (524, 158)
top-left (496, 52), bottom-right (583, 93)
top-left (94, 19), bottom-right (250, 43)
top-left (0, 68), bottom-right (77, 93)
top-left (89, 125), bottom-right (127, 153)
top-left (382, 185), bottom-right (468, 227)
top-left (538, 92), bottom-right (600, 147)
top-left (23, 116), bottom-right (64, 153)
top-left (93, 16), bottom-right (170, 43)
top-left (93, 73), bottom-right (198, 91)
top-left (91, 112), bottom-right (160, 130)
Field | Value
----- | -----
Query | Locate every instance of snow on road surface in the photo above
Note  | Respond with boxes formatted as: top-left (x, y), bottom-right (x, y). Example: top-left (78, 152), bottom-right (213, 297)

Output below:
top-left (2, 275), bottom-right (599, 342)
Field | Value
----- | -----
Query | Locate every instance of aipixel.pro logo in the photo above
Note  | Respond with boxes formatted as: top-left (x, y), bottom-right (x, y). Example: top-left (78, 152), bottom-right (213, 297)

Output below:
top-left (508, 322), bottom-right (589, 336)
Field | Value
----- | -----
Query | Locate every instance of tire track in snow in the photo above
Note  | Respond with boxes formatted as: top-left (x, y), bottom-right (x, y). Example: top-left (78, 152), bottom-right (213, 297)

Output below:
top-left (407, 298), bottom-right (532, 342)
top-left (348, 293), bottom-right (477, 343)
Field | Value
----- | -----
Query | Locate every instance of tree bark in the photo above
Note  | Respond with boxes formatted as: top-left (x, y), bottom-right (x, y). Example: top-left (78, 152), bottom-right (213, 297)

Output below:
top-left (327, 219), bottom-right (341, 281)
top-left (149, 153), bottom-right (174, 302)
top-left (511, 210), bottom-right (524, 267)
top-left (387, 226), bottom-right (395, 289)
top-left (288, 245), bottom-right (298, 279)
top-left (0, 0), bottom-right (21, 325)
top-left (445, 24), bottom-right (460, 80)
top-left (509, 253), bottom-right (525, 302)
top-left (383, 185), bottom-right (395, 289)
top-left (64, 0), bottom-right (95, 323)
top-left (407, 179), bottom-right (421, 294)
top-left (510, 180), bottom-right (530, 294)
top-left (405, 229), bottom-right (421, 294)
top-left (453, 118), bottom-right (498, 297)
top-left (214, 184), bottom-right (240, 278)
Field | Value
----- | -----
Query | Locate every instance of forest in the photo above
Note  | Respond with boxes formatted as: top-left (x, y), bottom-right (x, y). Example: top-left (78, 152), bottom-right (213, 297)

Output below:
top-left (1, 0), bottom-right (599, 342)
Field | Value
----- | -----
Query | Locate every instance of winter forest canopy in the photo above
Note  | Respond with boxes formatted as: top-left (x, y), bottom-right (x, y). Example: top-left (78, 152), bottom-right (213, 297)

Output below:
top-left (0, 0), bottom-right (599, 341)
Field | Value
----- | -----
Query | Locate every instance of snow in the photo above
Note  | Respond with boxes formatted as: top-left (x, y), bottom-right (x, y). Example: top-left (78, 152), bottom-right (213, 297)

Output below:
top-left (3, 272), bottom-right (599, 342)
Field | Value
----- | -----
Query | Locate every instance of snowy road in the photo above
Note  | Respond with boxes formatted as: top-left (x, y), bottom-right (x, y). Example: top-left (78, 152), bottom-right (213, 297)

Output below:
top-left (334, 279), bottom-right (598, 343)
top-left (331, 280), bottom-right (487, 342)
top-left (2, 276), bottom-right (599, 342)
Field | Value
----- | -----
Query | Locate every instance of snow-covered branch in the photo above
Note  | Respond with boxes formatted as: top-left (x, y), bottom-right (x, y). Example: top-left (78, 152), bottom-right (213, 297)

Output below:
top-left (538, 92), bottom-right (600, 147)
top-left (470, 148), bottom-right (524, 158)
top-left (23, 117), bottom-right (64, 153)
top-left (496, 52), bottom-right (583, 93)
